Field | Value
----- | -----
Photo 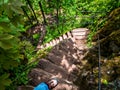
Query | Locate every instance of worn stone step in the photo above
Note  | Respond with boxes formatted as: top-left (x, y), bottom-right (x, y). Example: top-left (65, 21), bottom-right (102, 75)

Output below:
top-left (46, 52), bottom-right (80, 65)
top-left (54, 83), bottom-right (79, 90)
top-left (72, 28), bottom-right (89, 32)
top-left (74, 35), bottom-right (87, 40)
top-left (28, 68), bottom-right (79, 89)
top-left (75, 39), bottom-right (88, 50)
top-left (28, 68), bottom-right (54, 86)
top-left (50, 39), bottom-right (78, 54)
top-left (46, 53), bottom-right (62, 65)
top-left (46, 53), bottom-right (79, 74)
top-left (72, 31), bottom-right (88, 36)
top-left (50, 49), bottom-right (68, 57)
top-left (37, 59), bottom-right (77, 82)
top-left (17, 85), bottom-right (34, 90)
top-left (18, 83), bottom-right (79, 90)
top-left (48, 39), bottom-right (83, 62)
top-left (50, 49), bottom-right (81, 63)
top-left (28, 68), bottom-right (79, 90)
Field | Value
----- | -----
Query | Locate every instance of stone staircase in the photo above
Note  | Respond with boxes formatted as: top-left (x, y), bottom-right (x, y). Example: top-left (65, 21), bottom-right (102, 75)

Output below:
top-left (20, 28), bottom-right (89, 90)
top-left (36, 28), bottom-right (89, 50)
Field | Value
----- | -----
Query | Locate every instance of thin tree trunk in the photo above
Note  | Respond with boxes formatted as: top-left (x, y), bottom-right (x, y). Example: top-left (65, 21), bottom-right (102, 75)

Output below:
top-left (39, 1), bottom-right (47, 25)
top-left (21, 6), bottom-right (33, 25)
top-left (26, 0), bottom-right (39, 23)
top-left (56, 0), bottom-right (59, 25)
top-left (56, 0), bottom-right (61, 34)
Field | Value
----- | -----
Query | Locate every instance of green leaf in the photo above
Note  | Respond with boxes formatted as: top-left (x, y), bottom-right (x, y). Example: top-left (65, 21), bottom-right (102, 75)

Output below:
top-left (0, 0), bottom-right (4, 5)
top-left (9, 15), bottom-right (24, 26)
top-left (0, 16), bottom-right (9, 23)
top-left (0, 22), bottom-right (11, 32)
top-left (12, 0), bottom-right (24, 7)
top-left (11, 5), bottom-right (23, 15)
top-left (0, 85), bottom-right (5, 90)
top-left (0, 40), bottom-right (13, 50)
top-left (1, 0), bottom-right (9, 4)
top-left (33, 34), bottom-right (39, 39)
top-left (0, 34), bottom-right (14, 49)
top-left (3, 79), bottom-right (11, 86)
top-left (3, 60), bottom-right (18, 70)
top-left (0, 74), bottom-right (12, 90)
top-left (4, 5), bottom-right (14, 18)
top-left (0, 34), bottom-right (14, 40)
top-left (0, 74), bottom-right (9, 80)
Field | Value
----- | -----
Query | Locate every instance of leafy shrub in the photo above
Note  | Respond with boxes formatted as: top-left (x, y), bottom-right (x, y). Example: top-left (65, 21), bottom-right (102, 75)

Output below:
top-left (0, 0), bottom-right (25, 90)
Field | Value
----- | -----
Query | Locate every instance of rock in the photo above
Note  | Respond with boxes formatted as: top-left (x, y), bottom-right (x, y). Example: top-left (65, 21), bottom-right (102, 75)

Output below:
top-left (53, 83), bottom-right (79, 90)
top-left (28, 68), bottom-right (53, 86)
top-left (28, 68), bottom-right (79, 90)
top-left (37, 59), bottom-right (77, 81)
top-left (46, 53), bottom-right (79, 74)
top-left (17, 85), bottom-right (34, 90)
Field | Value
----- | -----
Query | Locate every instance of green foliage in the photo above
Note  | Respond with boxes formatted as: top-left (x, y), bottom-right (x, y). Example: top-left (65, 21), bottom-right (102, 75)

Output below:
top-left (0, 0), bottom-right (25, 90)
top-left (78, 7), bottom-right (120, 89)
top-left (34, 0), bottom-right (119, 44)
top-left (7, 46), bottom-right (52, 90)
top-left (0, 74), bottom-right (12, 90)
top-left (21, 0), bottom-right (120, 44)
top-left (19, 40), bottom-right (35, 61)
top-left (28, 46), bottom-right (52, 65)
top-left (36, 46), bottom-right (52, 58)
top-left (8, 65), bottom-right (29, 90)
top-left (6, 40), bottom-right (36, 90)
top-left (33, 33), bottom-right (39, 39)
top-left (0, 16), bottom-right (20, 89)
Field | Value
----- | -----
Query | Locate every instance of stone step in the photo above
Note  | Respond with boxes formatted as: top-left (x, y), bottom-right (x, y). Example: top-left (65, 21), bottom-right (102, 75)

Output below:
top-left (28, 68), bottom-right (54, 86)
top-left (50, 39), bottom-right (78, 54)
top-left (54, 83), bottom-right (79, 90)
top-left (74, 35), bottom-right (87, 40)
top-left (37, 59), bottom-right (77, 82)
top-left (48, 39), bottom-right (83, 62)
top-left (72, 28), bottom-right (89, 32)
top-left (72, 31), bottom-right (88, 36)
top-left (75, 39), bottom-right (88, 50)
top-left (72, 32), bottom-right (88, 36)
top-left (17, 85), bottom-right (34, 90)
top-left (17, 84), bottom-right (79, 90)
top-left (50, 48), bottom-right (81, 62)
top-left (50, 49), bottom-right (68, 57)
top-left (46, 53), bottom-right (79, 74)
top-left (28, 68), bottom-right (79, 90)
